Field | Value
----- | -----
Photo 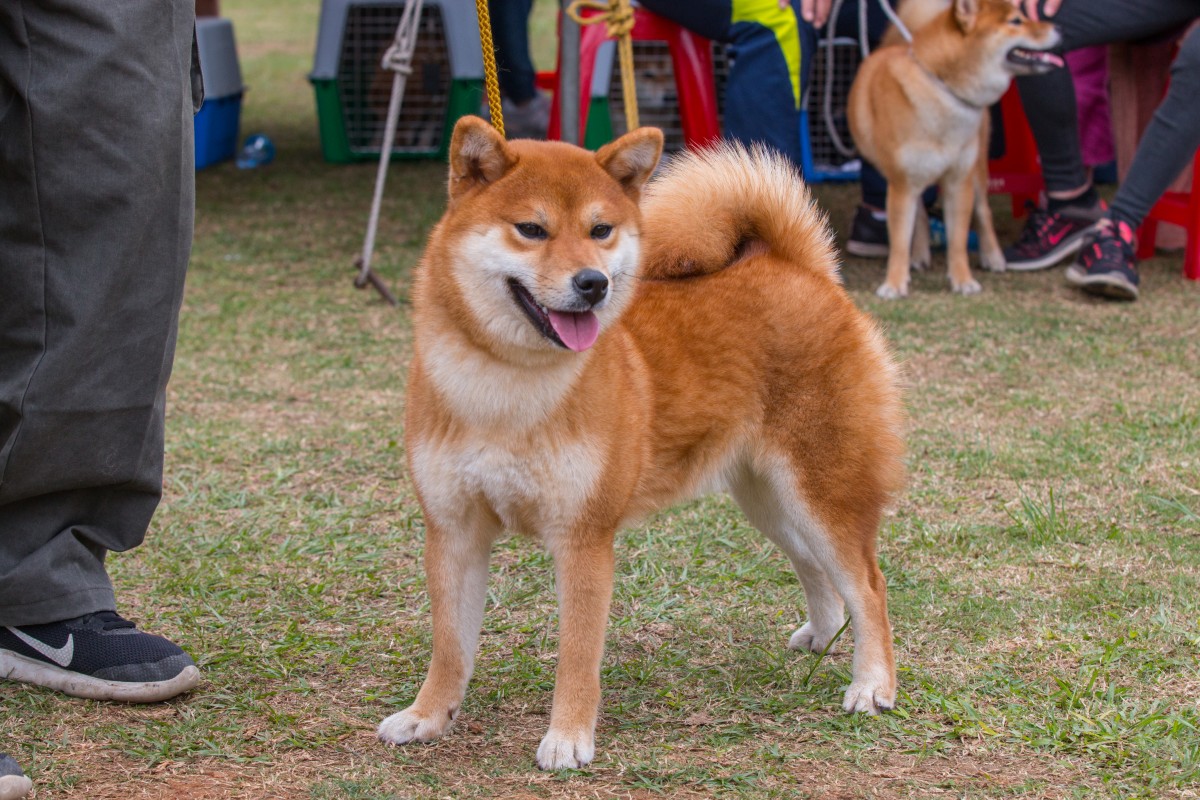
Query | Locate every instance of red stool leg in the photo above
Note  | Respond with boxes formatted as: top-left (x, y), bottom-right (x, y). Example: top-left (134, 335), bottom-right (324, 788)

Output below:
top-left (664, 27), bottom-right (720, 147)
top-left (988, 86), bottom-right (1044, 218)
top-left (1137, 217), bottom-right (1159, 261)
top-left (1185, 157), bottom-right (1200, 280)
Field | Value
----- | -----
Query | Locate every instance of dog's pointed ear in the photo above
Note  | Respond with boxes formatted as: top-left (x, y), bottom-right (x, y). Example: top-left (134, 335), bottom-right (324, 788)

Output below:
top-left (448, 116), bottom-right (516, 201)
top-left (595, 127), bottom-right (664, 200)
top-left (953, 0), bottom-right (978, 30)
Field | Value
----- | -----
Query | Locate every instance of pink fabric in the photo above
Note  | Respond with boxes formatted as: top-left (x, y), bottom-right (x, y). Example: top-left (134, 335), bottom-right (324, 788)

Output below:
top-left (1066, 45), bottom-right (1115, 167)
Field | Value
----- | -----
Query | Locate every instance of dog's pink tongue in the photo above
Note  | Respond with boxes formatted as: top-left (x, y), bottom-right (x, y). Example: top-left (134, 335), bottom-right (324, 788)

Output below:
top-left (548, 310), bottom-right (600, 352)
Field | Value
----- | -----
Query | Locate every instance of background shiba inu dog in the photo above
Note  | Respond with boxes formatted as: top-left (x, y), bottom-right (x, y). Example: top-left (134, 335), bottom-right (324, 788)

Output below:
top-left (376, 116), bottom-right (906, 770)
top-left (848, 0), bottom-right (1062, 298)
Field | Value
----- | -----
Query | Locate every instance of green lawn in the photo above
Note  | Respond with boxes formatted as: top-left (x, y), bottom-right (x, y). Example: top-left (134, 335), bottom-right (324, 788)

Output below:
top-left (3, 2), bottom-right (1198, 798)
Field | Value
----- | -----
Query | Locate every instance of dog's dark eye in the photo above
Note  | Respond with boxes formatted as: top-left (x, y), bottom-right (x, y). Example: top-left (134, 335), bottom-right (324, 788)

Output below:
top-left (1009, 16), bottom-right (1023, 25)
top-left (591, 223), bottom-right (613, 240)
top-left (516, 222), bottom-right (547, 240)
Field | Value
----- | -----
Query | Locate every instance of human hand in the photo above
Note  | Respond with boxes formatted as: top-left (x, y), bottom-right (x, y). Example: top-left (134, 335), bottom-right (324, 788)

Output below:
top-left (797, 0), bottom-right (832, 27)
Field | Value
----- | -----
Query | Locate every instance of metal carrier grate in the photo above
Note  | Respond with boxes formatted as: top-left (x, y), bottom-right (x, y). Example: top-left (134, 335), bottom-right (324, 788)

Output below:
top-left (607, 41), bottom-right (686, 151)
top-left (804, 36), bottom-right (861, 178)
top-left (711, 41), bottom-right (730, 134)
top-left (338, 3), bottom-right (451, 155)
top-left (608, 42), bottom-right (731, 152)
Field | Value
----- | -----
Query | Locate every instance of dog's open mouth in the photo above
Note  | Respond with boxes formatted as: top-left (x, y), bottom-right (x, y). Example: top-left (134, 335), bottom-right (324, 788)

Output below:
top-left (1006, 47), bottom-right (1064, 73)
top-left (507, 279), bottom-right (600, 352)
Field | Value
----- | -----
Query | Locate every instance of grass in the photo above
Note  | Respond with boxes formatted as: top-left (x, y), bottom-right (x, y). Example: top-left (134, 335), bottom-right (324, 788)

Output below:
top-left (3, 1), bottom-right (1199, 797)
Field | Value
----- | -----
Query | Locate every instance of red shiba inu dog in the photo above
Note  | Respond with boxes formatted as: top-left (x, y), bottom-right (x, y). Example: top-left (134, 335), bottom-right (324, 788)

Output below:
top-left (377, 116), bottom-right (906, 769)
top-left (848, 0), bottom-right (1062, 298)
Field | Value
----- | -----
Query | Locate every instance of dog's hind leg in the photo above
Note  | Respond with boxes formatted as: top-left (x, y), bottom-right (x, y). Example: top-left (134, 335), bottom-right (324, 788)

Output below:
top-left (377, 511), bottom-right (500, 746)
top-left (732, 464), bottom-right (896, 715)
top-left (911, 203), bottom-right (932, 273)
top-left (974, 118), bottom-right (1006, 272)
top-left (730, 469), bottom-right (846, 655)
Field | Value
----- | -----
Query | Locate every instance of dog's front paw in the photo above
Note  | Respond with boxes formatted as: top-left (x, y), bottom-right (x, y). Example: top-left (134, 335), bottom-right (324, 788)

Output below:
top-left (841, 679), bottom-right (896, 716)
top-left (875, 282), bottom-right (908, 300)
top-left (536, 727), bottom-right (595, 770)
top-left (787, 621), bottom-right (841, 654)
top-left (951, 278), bottom-right (982, 296)
top-left (377, 705), bottom-right (455, 745)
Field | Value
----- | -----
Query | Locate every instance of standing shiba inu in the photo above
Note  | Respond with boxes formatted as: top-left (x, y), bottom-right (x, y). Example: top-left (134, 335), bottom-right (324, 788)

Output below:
top-left (848, 0), bottom-right (1062, 298)
top-left (376, 116), bottom-right (906, 769)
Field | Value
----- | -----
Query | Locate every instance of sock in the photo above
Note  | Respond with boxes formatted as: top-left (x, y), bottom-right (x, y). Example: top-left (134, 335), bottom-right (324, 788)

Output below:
top-left (1108, 207), bottom-right (1140, 233)
top-left (1048, 186), bottom-right (1100, 215)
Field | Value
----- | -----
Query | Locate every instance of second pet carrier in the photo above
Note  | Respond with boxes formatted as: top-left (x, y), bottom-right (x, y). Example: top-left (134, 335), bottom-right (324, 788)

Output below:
top-left (310, 0), bottom-right (483, 163)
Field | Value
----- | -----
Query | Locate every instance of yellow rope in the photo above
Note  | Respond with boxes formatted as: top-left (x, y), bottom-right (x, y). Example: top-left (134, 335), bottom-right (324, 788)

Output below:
top-left (566, 0), bottom-right (639, 131)
top-left (475, 0), bottom-right (505, 137)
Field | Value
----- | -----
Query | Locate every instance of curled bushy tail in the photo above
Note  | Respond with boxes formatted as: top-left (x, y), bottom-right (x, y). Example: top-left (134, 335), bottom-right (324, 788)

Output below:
top-left (639, 142), bottom-right (841, 283)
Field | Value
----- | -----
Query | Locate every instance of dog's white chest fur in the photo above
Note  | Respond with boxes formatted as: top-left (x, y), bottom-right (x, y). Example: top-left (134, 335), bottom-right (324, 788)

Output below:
top-left (411, 430), bottom-right (604, 538)
top-left (896, 103), bottom-right (981, 185)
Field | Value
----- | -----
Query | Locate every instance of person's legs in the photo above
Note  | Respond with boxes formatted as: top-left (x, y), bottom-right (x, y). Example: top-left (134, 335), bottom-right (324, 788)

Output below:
top-left (842, 0), bottom-right (914, 257)
top-left (1107, 24), bottom-right (1200, 230)
top-left (0, 0), bottom-right (200, 699)
top-left (1066, 23), bottom-right (1200, 300)
top-left (847, 166), bottom-right (891, 258)
top-left (0, 0), bottom-right (194, 625)
top-left (1007, 0), bottom-right (1199, 272)
top-left (485, 0), bottom-right (548, 139)
top-left (489, 0), bottom-right (536, 105)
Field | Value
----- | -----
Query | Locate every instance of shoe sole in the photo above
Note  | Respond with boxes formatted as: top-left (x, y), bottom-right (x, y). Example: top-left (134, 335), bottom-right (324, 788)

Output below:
top-left (846, 240), bottom-right (889, 259)
top-left (1005, 225), bottom-right (1098, 271)
top-left (0, 774), bottom-right (32, 800)
top-left (0, 650), bottom-right (200, 703)
top-left (1065, 265), bottom-right (1139, 300)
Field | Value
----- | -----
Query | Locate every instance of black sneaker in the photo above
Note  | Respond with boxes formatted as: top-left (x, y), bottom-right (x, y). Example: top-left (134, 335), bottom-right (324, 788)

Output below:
top-left (1003, 200), bottom-right (1104, 271)
top-left (0, 611), bottom-right (199, 703)
top-left (0, 753), bottom-right (31, 800)
top-left (847, 205), bottom-right (889, 258)
top-left (1065, 218), bottom-right (1139, 301)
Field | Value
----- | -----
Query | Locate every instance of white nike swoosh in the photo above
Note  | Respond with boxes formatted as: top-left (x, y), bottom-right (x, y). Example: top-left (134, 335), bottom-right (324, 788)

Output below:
top-left (5, 628), bottom-right (74, 668)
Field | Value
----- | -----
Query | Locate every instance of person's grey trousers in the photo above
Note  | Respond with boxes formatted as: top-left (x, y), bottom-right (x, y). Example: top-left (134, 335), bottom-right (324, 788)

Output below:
top-left (0, 0), bottom-right (201, 626)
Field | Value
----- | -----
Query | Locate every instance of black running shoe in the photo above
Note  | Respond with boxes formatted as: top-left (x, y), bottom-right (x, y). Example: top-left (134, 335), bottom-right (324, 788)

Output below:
top-left (0, 611), bottom-right (199, 703)
top-left (0, 753), bottom-right (31, 800)
top-left (846, 205), bottom-right (889, 258)
top-left (1003, 200), bottom-right (1104, 271)
top-left (1065, 219), bottom-right (1139, 301)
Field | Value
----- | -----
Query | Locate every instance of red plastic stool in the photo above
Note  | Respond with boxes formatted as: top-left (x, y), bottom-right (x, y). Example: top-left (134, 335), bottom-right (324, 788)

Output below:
top-left (988, 85), bottom-right (1043, 218)
top-left (548, 7), bottom-right (720, 149)
top-left (1137, 152), bottom-right (1200, 280)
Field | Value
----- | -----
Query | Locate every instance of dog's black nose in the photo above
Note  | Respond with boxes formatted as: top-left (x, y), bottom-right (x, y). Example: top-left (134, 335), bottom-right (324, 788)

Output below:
top-left (572, 269), bottom-right (609, 306)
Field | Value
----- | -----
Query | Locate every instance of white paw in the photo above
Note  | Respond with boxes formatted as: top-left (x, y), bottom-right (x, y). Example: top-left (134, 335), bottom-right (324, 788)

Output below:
top-left (980, 250), bottom-right (1006, 272)
top-left (536, 727), bottom-right (595, 770)
top-left (910, 258), bottom-right (930, 273)
top-left (951, 278), bottom-right (982, 296)
top-left (377, 706), bottom-right (454, 745)
top-left (875, 282), bottom-right (908, 300)
top-left (841, 680), bottom-right (896, 715)
top-left (787, 621), bottom-right (841, 654)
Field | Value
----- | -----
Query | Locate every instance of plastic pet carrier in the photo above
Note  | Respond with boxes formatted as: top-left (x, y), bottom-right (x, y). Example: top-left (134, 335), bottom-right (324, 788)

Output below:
top-left (310, 0), bottom-right (483, 162)
top-left (800, 35), bottom-right (862, 182)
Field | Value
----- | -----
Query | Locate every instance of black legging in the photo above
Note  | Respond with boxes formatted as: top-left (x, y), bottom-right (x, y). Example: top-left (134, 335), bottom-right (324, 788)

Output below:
top-left (1018, 0), bottom-right (1200, 228)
